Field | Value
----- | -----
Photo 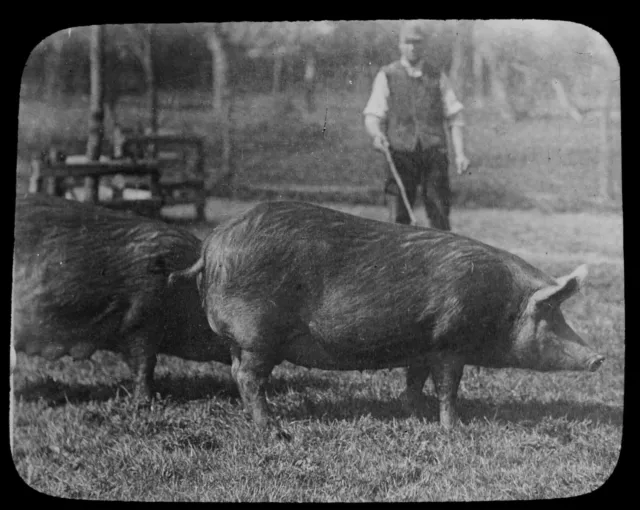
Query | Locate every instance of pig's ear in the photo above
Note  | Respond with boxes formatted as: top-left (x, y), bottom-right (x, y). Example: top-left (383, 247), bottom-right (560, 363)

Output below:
top-left (531, 264), bottom-right (588, 309)
top-left (556, 264), bottom-right (588, 291)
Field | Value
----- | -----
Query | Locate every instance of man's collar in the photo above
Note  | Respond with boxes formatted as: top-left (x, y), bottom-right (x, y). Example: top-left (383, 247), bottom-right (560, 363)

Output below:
top-left (400, 57), bottom-right (423, 78)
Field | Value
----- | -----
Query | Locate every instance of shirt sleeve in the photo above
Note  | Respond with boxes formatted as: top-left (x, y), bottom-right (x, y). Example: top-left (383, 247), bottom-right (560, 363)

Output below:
top-left (440, 73), bottom-right (465, 127)
top-left (363, 71), bottom-right (390, 119)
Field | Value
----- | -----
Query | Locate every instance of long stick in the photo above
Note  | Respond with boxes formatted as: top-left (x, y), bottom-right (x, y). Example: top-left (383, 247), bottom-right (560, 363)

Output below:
top-left (381, 145), bottom-right (417, 225)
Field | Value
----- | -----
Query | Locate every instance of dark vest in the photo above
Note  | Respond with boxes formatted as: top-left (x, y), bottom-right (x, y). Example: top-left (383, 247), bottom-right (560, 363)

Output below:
top-left (382, 60), bottom-right (446, 151)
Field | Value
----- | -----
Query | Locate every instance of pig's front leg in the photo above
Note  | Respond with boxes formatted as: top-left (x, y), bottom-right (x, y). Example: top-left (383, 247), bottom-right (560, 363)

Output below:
top-left (429, 355), bottom-right (465, 428)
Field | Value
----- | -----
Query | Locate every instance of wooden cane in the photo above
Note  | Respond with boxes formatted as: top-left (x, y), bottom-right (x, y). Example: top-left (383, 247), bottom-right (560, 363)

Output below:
top-left (381, 144), bottom-right (417, 226)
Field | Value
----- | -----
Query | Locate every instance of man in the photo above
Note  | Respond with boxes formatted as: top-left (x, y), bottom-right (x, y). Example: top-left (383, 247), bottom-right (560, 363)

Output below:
top-left (364, 20), bottom-right (469, 229)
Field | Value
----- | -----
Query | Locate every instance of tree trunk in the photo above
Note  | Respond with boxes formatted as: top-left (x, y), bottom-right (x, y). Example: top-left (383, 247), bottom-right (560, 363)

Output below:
top-left (143, 24), bottom-right (158, 137)
top-left (272, 50), bottom-right (284, 96)
top-left (509, 62), bottom-right (537, 120)
top-left (85, 25), bottom-right (106, 202)
top-left (449, 22), bottom-right (469, 99)
top-left (303, 48), bottom-right (317, 113)
top-left (44, 33), bottom-right (65, 102)
top-left (208, 30), bottom-right (227, 115)
top-left (598, 70), bottom-right (614, 200)
top-left (487, 53), bottom-right (514, 122)
top-left (221, 93), bottom-right (234, 183)
top-left (550, 77), bottom-right (583, 123)
top-left (207, 28), bottom-right (234, 194)
top-left (471, 42), bottom-right (485, 108)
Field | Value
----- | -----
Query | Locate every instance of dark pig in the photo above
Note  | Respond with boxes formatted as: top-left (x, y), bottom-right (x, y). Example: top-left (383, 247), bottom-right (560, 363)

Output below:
top-left (12, 194), bottom-right (230, 400)
top-left (170, 201), bottom-right (605, 432)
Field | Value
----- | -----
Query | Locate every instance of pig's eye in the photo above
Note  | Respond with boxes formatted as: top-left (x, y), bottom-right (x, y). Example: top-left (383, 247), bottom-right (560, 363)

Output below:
top-left (536, 301), bottom-right (554, 316)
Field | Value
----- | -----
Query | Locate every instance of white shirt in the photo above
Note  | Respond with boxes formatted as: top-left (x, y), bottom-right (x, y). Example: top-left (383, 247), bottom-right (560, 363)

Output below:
top-left (363, 57), bottom-right (465, 126)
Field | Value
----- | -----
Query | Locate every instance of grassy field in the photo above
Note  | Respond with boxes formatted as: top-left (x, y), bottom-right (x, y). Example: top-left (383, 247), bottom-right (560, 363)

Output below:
top-left (16, 88), bottom-right (622, 213)
top-left (11, 202), bottom-right (624, 501)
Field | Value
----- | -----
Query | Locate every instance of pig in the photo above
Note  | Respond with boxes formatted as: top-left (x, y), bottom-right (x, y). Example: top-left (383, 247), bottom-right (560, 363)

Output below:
top-left (12, 194), bottom-right (230, 401)
top-left (169, 200), bottom-right (605, 432)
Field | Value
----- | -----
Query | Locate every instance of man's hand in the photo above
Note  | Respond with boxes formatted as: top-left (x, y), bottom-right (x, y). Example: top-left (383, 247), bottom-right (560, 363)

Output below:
top-left (373, 133), bottom-right (390, 152)
top-left (454, 153), bottom-right (470, 175)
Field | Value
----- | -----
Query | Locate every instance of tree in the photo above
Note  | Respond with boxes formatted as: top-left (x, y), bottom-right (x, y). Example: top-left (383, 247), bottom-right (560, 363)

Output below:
top-left (84, 25), bottom-right (106, 202)
top-left (449, 21), bottom-right (473, 99)
top-left (104, 24), bottom-right (158, 135)
top-left (470, 21), bottom-right (516, 121)
top-left (588, 30), bottom-right (619, 201)
top-left (468, 21), bottom-right (610, 123)
top-left (140, 24), bottom-right (158, 136)
top-left (34, 29), bottom-right (71, 102)
top-left (303, 45), bottom-right (317, 112)
top-left (236, 21), bottom-right (335, 107)
top-left (180, 23), bottom-right (237, 193)
top-left (208, 27), bottom-right (234, 188)
top-left (86, 25), bottom-right (105, 161)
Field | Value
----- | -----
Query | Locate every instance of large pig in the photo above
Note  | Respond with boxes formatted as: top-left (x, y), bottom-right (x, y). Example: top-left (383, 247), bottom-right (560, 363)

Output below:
top-left (12, 194), bottom-right (230, 400)
top-left (170, 201), bottom-right (605, 432)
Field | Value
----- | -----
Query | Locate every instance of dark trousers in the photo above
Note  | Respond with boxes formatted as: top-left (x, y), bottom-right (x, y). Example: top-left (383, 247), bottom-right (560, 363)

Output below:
top-left (384, 145), bottom-right (451, 230)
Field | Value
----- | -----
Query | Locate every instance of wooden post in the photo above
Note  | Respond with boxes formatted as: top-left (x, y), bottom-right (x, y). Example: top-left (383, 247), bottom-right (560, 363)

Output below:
top-left (149, 167), bottom-right (161, 202)
top-left (195, 139), bottom-right (206, 220)
top-left (29, 160), bottom-right (42, 193)
top-left (85, 24), bottom-right (106, 203)
top-left (46, 176), bottom-right (57, 196)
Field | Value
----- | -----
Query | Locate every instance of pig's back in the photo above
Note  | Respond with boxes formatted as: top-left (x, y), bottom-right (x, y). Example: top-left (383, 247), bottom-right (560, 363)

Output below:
top-left (208, 202), bottom-right (547, 352)
top-left (13, 195), bottom-right (201, 358)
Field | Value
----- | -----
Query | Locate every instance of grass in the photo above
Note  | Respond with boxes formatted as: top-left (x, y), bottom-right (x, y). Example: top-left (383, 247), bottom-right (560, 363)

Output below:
top-left (11, 204), bottom-right (624, 501)
top-left (16, 87), bottom-right (622, 213)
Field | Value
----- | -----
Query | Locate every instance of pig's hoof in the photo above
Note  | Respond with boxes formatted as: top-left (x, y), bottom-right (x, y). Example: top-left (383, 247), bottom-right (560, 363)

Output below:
top-left (400, 390), bottom-right (430, 416)
top-left (272, 428), bottom-right (293, 442)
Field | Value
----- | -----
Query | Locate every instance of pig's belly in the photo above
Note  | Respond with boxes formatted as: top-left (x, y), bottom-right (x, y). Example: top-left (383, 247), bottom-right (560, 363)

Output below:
top-left (280, 331), bottom-right (417, 371)
top-left (15, 332), bottom-right (101, 361)
top-left (160, 335), bottom-right (231, 364)
top-left (12, 311), bottom-right (120, 361)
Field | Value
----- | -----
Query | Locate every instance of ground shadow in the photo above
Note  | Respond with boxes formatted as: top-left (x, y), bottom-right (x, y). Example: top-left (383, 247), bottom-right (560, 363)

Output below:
top-left (458, 397), bottom-right (623, 428)
top-left (14, 370), bottom-right (337, 407)
top-left (15, 379), bottom-right (120, 407)
top-left (268, 372), bottom-right (338, 395)
top-left (283, 394), bottom-right (622, 429)
top-left (14, 375), bottom-right (238, 407)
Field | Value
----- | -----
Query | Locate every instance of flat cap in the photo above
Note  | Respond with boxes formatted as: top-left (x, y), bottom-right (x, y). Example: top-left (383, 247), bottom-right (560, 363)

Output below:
top-left (399, 20), bottom-right (424, 42)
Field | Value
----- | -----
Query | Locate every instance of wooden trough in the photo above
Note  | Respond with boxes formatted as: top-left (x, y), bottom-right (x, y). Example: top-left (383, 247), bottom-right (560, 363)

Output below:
top-left (29, 156), bottom-right (164, 218)
top-left (29, 134), bottom-right (207, 221)
top-left (122, 134), bottom-right (206, 220)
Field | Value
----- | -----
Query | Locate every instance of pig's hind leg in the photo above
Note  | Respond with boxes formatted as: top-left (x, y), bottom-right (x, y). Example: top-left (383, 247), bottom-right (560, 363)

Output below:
top-left (119, 297), bottom-right (161, 403)
top-left (230, 345), bottom-right (291, 441)
top-left (123, 337), bottom-right (158, 403)
top-left (401, 363), bottom-right (431, 416)
top-left (429, 355), bottom-right (465, 428)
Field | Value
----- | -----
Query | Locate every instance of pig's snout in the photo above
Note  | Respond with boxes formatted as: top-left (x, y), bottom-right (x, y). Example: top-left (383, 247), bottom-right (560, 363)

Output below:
top-left (587, 354), bottom-right (605, 372)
